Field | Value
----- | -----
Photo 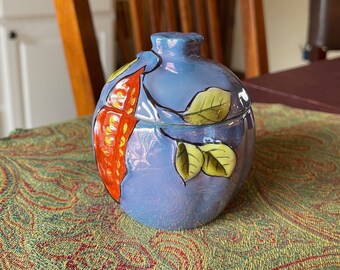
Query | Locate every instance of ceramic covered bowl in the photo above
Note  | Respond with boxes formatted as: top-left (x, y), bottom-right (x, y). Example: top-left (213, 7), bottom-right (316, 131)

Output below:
top-left (93, 32), bottom-right (255, 230)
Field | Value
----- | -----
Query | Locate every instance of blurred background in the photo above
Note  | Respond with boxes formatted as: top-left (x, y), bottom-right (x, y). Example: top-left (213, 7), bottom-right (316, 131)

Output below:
top-left (0, 0), bottom-right (339, 137)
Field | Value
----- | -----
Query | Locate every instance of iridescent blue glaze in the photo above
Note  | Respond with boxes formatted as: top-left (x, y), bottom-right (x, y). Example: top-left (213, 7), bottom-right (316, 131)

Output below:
top-left (93, 32), bottom-right (255, 230)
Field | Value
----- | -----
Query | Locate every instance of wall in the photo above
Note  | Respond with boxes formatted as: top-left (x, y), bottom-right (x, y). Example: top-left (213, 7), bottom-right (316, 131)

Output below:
top-left (231, 0), bottom-right (340, 73)
top-left (0, 0), bottom-right (115, 137)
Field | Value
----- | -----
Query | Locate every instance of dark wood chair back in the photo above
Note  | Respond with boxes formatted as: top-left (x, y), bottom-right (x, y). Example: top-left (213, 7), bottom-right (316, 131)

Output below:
top-left (54, 0), bottom-right (104, 116)
top-left (55, 0), bottom-right (268, 116)
top-left (305, 0), bottom-right (340, 61)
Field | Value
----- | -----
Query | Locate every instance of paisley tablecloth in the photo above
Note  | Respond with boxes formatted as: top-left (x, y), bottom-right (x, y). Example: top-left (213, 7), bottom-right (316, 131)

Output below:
top-left (0, 103), bottom-right (339, 269)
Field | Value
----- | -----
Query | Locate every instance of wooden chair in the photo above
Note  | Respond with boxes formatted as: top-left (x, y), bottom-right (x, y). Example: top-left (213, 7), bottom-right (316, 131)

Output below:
top-left (128, 0), bottom-right (268, 78)
top-left (54, 0), bottom-right (268, 116)
top-left (304, 0), bottom-right (340, 61)
top-left (127, 0), bottom-right (226, 64)
top-left (54, 0), bottom-right (104, 116)
top-left (240, 0), bottom-right (268, 78)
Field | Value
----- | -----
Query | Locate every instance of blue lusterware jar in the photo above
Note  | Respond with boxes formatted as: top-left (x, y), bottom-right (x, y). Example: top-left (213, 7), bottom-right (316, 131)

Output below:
top-left (93, 32), bottom-right (255, 230)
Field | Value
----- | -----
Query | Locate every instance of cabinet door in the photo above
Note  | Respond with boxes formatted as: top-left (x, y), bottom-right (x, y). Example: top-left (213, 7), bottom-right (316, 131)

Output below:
top-left (1, 15), bottom-right (114, 134)
top-left (2, 19), bottom-right (77, 130)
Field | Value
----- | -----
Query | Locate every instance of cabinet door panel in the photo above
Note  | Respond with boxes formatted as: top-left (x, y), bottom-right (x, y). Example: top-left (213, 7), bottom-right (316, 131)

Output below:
top-left (0, 25), bottom-right (25, 132)
top-left (0, 5), bottom-right (114, 136)
top-left (19, 37), bottom-right (76, 128)
top-left (3, 19), bottom-right (113, 131)
top-left (2, 19), bottom-right (77, 129)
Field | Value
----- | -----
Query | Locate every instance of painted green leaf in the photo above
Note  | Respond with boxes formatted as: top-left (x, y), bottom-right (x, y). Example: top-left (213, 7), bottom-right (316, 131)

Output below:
top-left (182, 87), bottom-right (231, 125)
top-left (107, 59), bottom-right (137, 82)
top-left (175, 142), bottom-right (204, 182)
top-left (200, 143), bottom-right (236, 177)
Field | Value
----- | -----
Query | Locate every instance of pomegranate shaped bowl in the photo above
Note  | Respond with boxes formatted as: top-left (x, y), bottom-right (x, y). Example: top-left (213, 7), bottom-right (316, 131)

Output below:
top-left (92, 32), bottom-right (255, 230)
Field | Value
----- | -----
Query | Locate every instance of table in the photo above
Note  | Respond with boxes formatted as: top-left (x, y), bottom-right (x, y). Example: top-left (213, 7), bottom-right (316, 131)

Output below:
top-left (0, 103), bottom-right (339, 269)
top-left (243, 58), bottom-right (340, 114)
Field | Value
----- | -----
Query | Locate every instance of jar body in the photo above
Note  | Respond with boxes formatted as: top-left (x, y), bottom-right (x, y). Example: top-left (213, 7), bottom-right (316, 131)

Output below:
top-left (121, 112), bottom-right (254, 230)
top-left (93, 32), bottom-right (255, 230)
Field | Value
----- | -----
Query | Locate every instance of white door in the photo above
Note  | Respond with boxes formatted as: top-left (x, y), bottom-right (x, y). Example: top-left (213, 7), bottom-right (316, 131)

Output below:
top-left (2, 18), bottom-right (77, 130)
top-left (0, 14), bottom-right (114, 136)
top-left (0, 0), bottom-right (115, 137)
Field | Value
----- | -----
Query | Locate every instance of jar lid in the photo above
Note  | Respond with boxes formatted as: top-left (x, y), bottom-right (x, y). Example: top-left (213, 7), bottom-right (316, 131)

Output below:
top-left (151, 32), bottom-right (203, 57)
top-left (98, 32), bottom-right (252, 127)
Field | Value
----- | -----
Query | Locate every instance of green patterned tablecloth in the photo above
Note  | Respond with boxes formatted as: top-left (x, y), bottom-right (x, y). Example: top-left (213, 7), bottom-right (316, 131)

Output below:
top-left (0, 104), bottom-right (339, 269)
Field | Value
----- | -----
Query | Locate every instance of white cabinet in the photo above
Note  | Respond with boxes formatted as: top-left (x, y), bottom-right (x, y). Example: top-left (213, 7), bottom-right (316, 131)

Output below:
top-left (0, 0), bottom-right (115, 137)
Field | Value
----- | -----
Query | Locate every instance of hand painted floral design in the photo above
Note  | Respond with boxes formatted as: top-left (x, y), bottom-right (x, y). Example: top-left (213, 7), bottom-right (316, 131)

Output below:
top-left (174, 87), bottom-right (236, 181)
top-left (182, 87), bottom-right (231, 125)
top-left (95, 66), bottom-right (237, 201)
top-left (93, 66), bottom-right (144, 202)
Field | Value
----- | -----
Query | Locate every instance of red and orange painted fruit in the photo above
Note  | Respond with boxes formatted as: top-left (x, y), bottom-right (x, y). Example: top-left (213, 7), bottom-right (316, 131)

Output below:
top-left (93, 67), bottom-right (145, 202)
